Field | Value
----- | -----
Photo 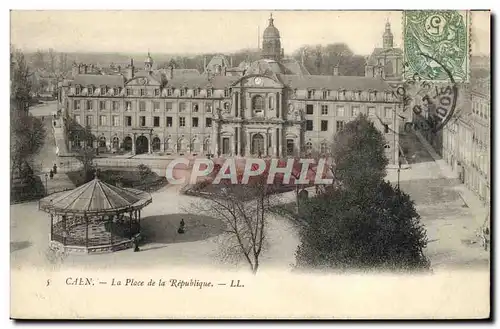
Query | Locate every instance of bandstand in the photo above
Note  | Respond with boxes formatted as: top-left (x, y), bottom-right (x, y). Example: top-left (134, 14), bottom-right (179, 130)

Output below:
top-left (39, 175), bottom-right (152, 254)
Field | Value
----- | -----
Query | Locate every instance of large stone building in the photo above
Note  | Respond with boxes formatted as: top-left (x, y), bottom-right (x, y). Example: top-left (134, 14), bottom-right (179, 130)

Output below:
top-left (61, 14), bottom-right (402, 164)
top-left (441, 74), bottom-right (490, 206)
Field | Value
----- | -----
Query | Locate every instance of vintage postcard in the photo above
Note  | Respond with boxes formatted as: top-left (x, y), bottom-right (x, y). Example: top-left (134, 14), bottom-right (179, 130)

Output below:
top-left (10, 10), bottom-right (491, 319)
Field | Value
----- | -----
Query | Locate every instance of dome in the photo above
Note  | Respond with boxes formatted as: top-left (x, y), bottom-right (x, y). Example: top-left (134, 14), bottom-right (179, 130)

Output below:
top-left (263, 14), bottom-right (280, 39)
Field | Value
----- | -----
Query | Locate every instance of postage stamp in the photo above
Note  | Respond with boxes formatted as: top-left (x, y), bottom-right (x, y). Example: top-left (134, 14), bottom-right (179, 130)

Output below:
top-left (403, 10), bottom-right (470, 82)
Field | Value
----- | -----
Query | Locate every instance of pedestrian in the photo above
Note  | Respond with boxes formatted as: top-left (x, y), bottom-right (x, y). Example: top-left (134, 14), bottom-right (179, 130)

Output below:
top-left (177, 218), bottom-right (185, 234)
top-left (133, 235), bottom-right (140, 252)
top-left (49, 169), bottom-right (54, 179)
top-left (53, 163), bottom-right (58, 174)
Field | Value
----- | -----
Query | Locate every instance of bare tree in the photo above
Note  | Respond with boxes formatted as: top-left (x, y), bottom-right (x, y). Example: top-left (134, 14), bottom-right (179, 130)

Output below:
top-left (188, 176), bottom-right (275, 274)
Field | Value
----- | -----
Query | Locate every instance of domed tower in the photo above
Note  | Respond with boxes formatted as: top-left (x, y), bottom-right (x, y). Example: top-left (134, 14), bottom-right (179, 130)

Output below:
top-left (262, 13), bottom-right (282, 61)
top-left (383, 21), bottom-right (394, 49)
top-left (145, 51), bottom-right (154, 72)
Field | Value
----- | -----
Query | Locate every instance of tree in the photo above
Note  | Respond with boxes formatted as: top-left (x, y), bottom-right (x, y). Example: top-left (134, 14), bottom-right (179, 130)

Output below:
top-left (10, 49), bottom-right (46, 182)
top-left (189, 167), bottom-right (277, 274)
top-left (295, 181), bottom-right (430, 271)
top-left (75, 147), bottom-right (96, 183)
top-left (331, 114), bottom-right (388, 191)
top-left (32, 49), bottom-right (46, 69)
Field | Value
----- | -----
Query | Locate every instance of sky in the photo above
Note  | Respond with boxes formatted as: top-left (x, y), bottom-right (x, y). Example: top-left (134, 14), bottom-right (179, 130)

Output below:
top-left (10, 10), bottom-right (490, 56)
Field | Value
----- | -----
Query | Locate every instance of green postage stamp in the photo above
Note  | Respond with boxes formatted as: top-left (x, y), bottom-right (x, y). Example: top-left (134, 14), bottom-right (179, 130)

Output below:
top-left (404, 10), bottom-right (470, 82)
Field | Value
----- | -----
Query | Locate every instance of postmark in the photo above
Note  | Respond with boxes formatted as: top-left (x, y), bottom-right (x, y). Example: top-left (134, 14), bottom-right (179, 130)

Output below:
top-left (379, 54), bottom-right (459, 136)
top-left (404, 10), bottom-right (469, 82)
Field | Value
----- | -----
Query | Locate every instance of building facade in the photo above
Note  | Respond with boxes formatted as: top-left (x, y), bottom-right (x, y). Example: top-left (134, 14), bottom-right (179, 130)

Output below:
top-left (442, 74), bottom-right (490, 206)
top-left (61, 15), bottom-right (401, 164)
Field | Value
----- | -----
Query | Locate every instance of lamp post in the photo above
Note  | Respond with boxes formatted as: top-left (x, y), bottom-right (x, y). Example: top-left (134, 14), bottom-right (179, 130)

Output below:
top-left (45, 173), bottom-right (48, 196)
top-left (397, 157), bottom-right (402, 191)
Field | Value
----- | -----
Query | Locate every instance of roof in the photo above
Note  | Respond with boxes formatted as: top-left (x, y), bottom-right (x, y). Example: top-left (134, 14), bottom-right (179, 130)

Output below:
top-left (132, 70), bottom-right (165, 84)
top-left (167, 75), bottom-right (239, 89)
top-left (281, 58), bottom-right (311, 75)
top-left (39, 177), bottom-right (152, 215)
top-left (246, 59), bottom-right (293, 75)
top-left (73, 74), bottom-right (125, 87)
top-left (173, 69), bottom-right (201, 77)
top-left (281, 74), bottom-right (391, 91)
top-left (367, 47), bottom-right (403, 65)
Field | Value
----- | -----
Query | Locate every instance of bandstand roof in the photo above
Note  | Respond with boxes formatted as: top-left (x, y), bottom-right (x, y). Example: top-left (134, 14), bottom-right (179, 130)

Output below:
top-left (39, 177), bottom-right (152, 215)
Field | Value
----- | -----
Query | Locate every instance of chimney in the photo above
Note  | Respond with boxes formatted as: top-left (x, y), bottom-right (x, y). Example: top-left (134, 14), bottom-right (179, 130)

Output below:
top-left (127, 59), bottom-right (134, 80)
top-left (167, 66), bottom-right (174, 80)
top-left (203, 56), bottom-right (207, 72)
top-left (230, 56), bottom-right (233, 67)
top-left (333, 65), bottom-right (339, 76)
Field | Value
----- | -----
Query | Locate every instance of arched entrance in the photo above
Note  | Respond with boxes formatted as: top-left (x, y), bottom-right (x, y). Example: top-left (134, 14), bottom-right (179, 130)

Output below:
top-left (152, 137), bottom-right (161, 152)
top-left (123, 136), bottom-right (132, 151)
top-left (136, 135), bottom-right (149, 154)
top-left (252, 133), bottom-right (265, 156)
top-left (112, 137), bottom-right (119, 150)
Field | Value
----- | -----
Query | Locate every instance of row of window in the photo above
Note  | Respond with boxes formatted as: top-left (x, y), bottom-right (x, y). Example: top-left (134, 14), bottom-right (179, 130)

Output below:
top-left (303, 89), bottom-right (394, 102)
top-left (73, 114), bottom-right (213, 129)
top-left (305, 118), bottom-right (392, 133)
top-left (73, 86), bottom-right (230, 98)
top-left (73, 100), bottom-right (215, 113)
top-left (306, 104), bottom-right (394, 118)
top-left (472, 100), bottom-right (490, 120)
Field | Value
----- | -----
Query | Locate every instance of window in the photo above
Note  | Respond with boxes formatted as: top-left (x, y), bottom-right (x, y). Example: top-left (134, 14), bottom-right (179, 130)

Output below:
top-left (206, 103), bottom-right (212, 113)
top-left (179, 102), bottom-right (186, 112)
top-left (192, 117), bottom-right (199, 128)
top-left (180, 88), bottom-right (186, 97)
top-left (99, 115), bottom-right (107, 126)
top-left (321, 105), bottom-right (328, 115)
top-left (116, 87), bottom-right (122, 95)
top-left (125, 116), bottom-right (132, 126)
top-left (166, 102), bottom-right (172, 111)
top-left (88, 87), bottom-right (93, 95)
top-left (99, 137), bottom-right (106, 148)
top-left (336, 106), bottom-right (345, 117)
top-left (224, 88), bottom-right (230, 98)
top-left (74, 100), bottom-right (81, 110)
top-left (306, 142), bottom-right (313, 152)
top-left (179, 117), bottom-right (186, 127)
top-left (139, 101), bottom-right (146, 111)
top-left (352, 106), bottom-right (360, 117)
top-left (252, 95), bottom-right (264, 117)
top-left (322, 90), bottom-right (328, 99)
top-left (99, 101), bottom-right (106, 111)
top-left (384, 107), bottom-right (393, 118)
top-left (167, 88), bottom-right (173, 96)
top-left (112, 115), bottom-right (119, 126)
top-left (126, 88), bottom-right (132, 96)
top-left (320, 142), bottom-right (328, 154)
top-left (154, 89), bottom-right (160, 96)
top-left (86, 115), bottom-right (93, 126)
top-left (207, 89), bottom-right (212, 97)
top-left (101, 87), bottom-right (107, 95)
top-left (193, 104), bottom-right (199, 112)
top-left (74, 115), bottom-right (81, 124)
top-left (125, 101), bottom-right (132, 111)
top-left (166, 116), bottom-right (173, 127)
top-left (223, 102), bottom-right (230, 111)
top-left (321, 120), bottom-right (328, 131)
top-left (75, 86), bottom-right (81, 95)
top-left (140, 89), bottom-right (146, 96)
top-left (368, 107), bottom-right (376, 116)
top-left (268, 97), bottom-right (274, 109)
top-left (153, 116), bottom-right (160, 127)
top-left (336, 120), bottom-right (344, 131)
top-left (193, 88), bottom-right (199, 97)
top-left (307, 90), bottom-right (314, 99)
top-left (153, 101), bottom-right (160, 111)
top-left (306, 120), bottom-right (313, 131)
top-left (87, 100), bottom-right (93, 111)
top-left (139, 116), bottom-right (146, 127)
top-left (205, 118), bottom-right (212, 127)
top-left (112, 101), bottom-right (119, 111)
top-left (306, 104), bottom-right (314, 115)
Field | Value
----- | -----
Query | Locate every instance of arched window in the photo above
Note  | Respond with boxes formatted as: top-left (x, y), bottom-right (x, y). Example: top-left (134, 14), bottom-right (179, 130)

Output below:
top-left (306, 142), bottom-right (313, 153)
top-left (112, 137), bottom-right (119, 149)
top-left (192, 138), bottom-right (200, 153)
top-left (252, 95), bottom-right (264, 117)
top-left (123, 136), bottom-right (132, 151)
top-left (165, 138), bottom-right (172, 151)
top-left (269, 96), bottom-right (274, 109)
top-left (203, 139), bottom-right (211, 153)
top-left (152, 137), bottom-right (161, 152)
top-left (177, 138), bottom-right (186, 152)
top-left (99, 136), bottom-right (106, 148)
top-left (320, 142), bottom-right (328, 154)
top-left (72, 134), bottom-right (81, 148)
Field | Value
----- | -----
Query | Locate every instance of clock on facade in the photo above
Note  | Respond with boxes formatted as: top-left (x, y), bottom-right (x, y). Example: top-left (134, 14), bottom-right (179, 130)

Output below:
top-left (254, 77), bottom-right (263, 85)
